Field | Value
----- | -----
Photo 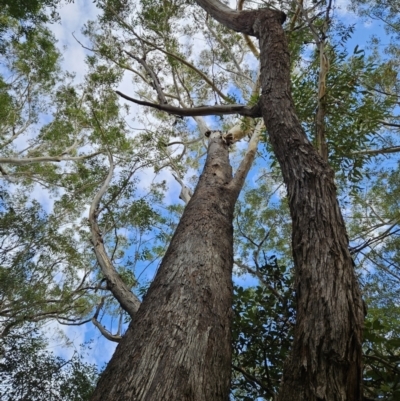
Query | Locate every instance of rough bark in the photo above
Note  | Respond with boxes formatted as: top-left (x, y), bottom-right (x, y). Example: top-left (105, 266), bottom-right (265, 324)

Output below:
top-left (90, 132), bottom-right (254, 401)
top-left (316, 43), bottom-right (329, 162)
top-left (254, 9), bottom-right (364, 401)
top-left (193, 2), bottom-right (364, 399)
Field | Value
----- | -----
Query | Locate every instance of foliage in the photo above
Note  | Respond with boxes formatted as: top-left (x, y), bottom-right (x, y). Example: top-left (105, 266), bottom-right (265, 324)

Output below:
top-left (0, 189), bottom-right (95, 338)
top-left (232, 258), bottom-right (295, 400)
top-left (0, 326), bottom-right (98, 401)
top-left (2, 0), bottom-right (400, 398)
top-left (0, 1), bottom-right (167, 346)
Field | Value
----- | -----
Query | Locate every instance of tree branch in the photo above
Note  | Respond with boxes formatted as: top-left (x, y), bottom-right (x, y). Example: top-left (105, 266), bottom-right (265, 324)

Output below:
top-left (194, 0), bottom-right (285, 36)
top-left (237, 0), bottom-right (260, 57)
top-left (167, 137), bottom-right (202, 147)
top-left (0, 152), bottom-right (102, 165)
top-left (124, 50), bottom-right (168, 104)
top-left (350, 223), bottom-right (400, 254)
top-left (228, 120), bottom-right (263, 192)
top-left (352, 146), bottom-right (400, 156)
top-left (232, 364), bottom-right (275, 398)
top-left (116, 91), bottom-right (261, 117)
top-left (172, 173), bottom-right (193, 204)
top-left (378, 120), bottom-right (400, 128)
top-left (130, 33), bottom-right (232, 102)
top-left (90, 297), bottom-right (123, 342)
top-left (92, 317), bottom-right (122, 343)
top-left (234, 260), bottom-right (286, 304)
top-left (89, 153), bottom-right (141, 318)
top-left (205, 20), bottom-right (245, 73)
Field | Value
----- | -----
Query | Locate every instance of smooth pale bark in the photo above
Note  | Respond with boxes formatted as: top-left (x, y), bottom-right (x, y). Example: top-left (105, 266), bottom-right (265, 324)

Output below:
top-left (90, 132), bottom-right (258, 401)
top-left (192, 2), bottom-right (364, 400)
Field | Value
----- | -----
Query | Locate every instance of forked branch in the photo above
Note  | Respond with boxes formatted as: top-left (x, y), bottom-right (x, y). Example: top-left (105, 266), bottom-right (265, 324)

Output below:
top-left (89, 153), bottom-right (141, 318)
top-left (91, 298), bottom-right (122, 343)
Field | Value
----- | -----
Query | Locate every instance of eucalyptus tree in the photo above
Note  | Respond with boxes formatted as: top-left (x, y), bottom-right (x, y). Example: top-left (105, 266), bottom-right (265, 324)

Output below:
top-left (186, 7), bottom-right (363, 399)
top-left (81, 0), bottom-right (400, 398)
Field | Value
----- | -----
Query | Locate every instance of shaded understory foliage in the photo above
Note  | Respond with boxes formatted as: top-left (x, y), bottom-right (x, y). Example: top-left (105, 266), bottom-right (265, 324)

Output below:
top-left (0, 326), bottom-right (98, 401)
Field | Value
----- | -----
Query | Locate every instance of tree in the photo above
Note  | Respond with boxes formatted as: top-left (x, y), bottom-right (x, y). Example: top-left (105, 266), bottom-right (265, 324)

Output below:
top-left (88, 0), bottom-right (366, 400)
top-left (89, 125), bottom-right (262, 399)
top-left (0, 325), bottom-right (98, 401)
top-left (4, 0), bottom-right (400, 399)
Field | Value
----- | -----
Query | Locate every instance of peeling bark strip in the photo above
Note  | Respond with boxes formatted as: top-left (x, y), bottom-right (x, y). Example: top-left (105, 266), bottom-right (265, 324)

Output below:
top-left (193, 2), bottom-right (364, 400)
top-left (91, 133), bottom-right (256, 401)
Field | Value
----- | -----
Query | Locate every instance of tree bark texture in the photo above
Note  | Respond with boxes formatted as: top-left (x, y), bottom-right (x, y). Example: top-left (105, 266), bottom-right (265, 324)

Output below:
top-left (91, 133), bottom-right (242, 401)
top-left (253, 10), bottom-right (364, 401)
top-left (193, 1), bottom-right (368, 398)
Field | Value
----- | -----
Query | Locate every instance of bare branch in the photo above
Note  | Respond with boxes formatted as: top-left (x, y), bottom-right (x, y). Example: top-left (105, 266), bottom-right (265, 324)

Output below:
top-left (228, 120), bottom-right (263, 193)
top-left (132, 37), bottom-right (232, 103)
top-left (205, 20), bottom-right (245, 73)
top-left (72, 32), bottom-right (149, 85)
top-left (193, 116), bottom-right (211, 136)
top-left (297, 0), bottom-right (322, 42)
top-left (172, 173), bottom-right (193, 204)
top-left (288, 0), bottom-right (302, 33)
top-left (0, 152), bottom-right (102, 165)
top-left (56, 318), bottom-right (93, 326)
top-left (253, 229), bottom-right (271, 267)
top-left (0, 121), bottom-right (32, 149)
top-left (359, 251), bottom-right (400, 283)
top-left (351, 146), bottom-right (400, 156)
top-left (378, 120), bottom-right (400, 128)
top-left (194, 0), bottom-right (264, 35)
top-left (124, 50), bottom-right (168, 104)
top-left (92, 317), bottom-right (122, 343)
top-left (89, 153), bottom-right (141, 317)
top-left (167, 137), bottom-right (203, 147)
top-left (350, 223), bottom-right (400, 254)
top-left (296, 0), bottom-right (332, 162)
top-left (232, 365), bottom-right (275, 398)
top-left (116, 91), bottom-right (261, 117)
top-left (0, 165), bottom-right (16, 183)
top-left (61, 137), bottom-right (82, 156)
top-left (173, 67), bottom-right (195, 107)
top-left (237, 0), bottom-right (260, 57)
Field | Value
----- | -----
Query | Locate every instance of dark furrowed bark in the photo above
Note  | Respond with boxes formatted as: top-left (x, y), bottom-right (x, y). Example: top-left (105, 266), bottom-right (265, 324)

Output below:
top-left (252, 9), bottom-right (364, 401)
top-left (91, 134), bottom-right (239, 401)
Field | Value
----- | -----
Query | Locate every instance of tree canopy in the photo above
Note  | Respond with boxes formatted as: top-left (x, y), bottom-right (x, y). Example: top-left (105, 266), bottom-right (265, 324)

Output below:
top-left (1, 0), bottom-right (400, 399)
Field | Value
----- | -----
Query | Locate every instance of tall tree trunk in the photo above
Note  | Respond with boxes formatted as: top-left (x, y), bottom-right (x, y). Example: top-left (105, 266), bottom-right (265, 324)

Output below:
top-left (257, 10), bottom-right (364, 401)
top-left (191, 2), bottom-right (365, 400)
top-left (91, 132), bottom-right (256, 401)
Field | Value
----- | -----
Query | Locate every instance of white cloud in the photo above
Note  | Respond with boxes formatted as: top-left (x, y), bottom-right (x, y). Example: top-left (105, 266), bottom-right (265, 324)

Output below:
top-left (50, 0), bottom-right (99, 82)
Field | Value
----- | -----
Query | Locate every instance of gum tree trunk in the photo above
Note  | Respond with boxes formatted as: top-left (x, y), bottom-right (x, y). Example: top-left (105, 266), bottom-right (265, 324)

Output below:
top-left (191, 3), bottom-right (365, 400)
top-left (257, 11), bottom-right (364, 401)
top-left (91, 132), bottom-right (256, 401)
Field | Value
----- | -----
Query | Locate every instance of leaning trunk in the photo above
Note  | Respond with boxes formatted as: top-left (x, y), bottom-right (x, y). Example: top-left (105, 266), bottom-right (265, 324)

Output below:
top-left (91, 133), bottom-right (242, 401)
top-left (255, 10), bottom-right (364, 401)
